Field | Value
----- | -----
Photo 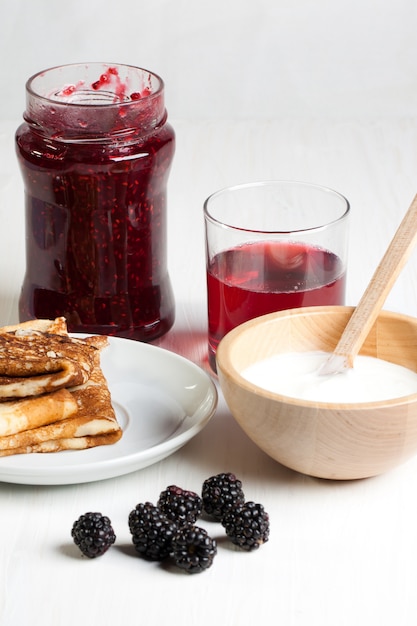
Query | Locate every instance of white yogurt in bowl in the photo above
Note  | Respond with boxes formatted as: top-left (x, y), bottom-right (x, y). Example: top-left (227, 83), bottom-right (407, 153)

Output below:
top-left (241, 351), bottom-right (417, 403)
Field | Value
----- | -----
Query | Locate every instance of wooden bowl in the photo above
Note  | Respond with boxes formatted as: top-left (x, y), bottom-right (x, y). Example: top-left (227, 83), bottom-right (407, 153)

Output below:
top-left (216, 305), bottom-right (417, 480)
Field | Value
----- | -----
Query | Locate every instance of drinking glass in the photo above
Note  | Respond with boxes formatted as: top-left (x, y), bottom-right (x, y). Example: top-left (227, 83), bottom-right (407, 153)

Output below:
top-left (204, 180), bottom-right (350, 371)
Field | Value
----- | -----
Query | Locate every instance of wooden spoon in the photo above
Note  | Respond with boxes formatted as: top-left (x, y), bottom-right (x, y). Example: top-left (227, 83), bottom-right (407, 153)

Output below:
top-left (320, 193), bottom-right (417, 376)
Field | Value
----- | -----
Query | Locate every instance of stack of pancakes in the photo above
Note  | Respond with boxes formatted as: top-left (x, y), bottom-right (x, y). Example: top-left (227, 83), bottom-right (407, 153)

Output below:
top-left (0, 318), bottom-right (122, 456)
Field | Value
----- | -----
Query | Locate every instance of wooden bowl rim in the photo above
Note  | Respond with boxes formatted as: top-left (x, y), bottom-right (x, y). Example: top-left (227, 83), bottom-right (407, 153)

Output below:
top-left (216, 305), bottom-right (417, 410)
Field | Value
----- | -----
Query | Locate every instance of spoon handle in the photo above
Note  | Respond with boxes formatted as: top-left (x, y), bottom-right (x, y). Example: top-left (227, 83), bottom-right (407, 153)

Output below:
top-left (322, 193), bottom-right (417, 375)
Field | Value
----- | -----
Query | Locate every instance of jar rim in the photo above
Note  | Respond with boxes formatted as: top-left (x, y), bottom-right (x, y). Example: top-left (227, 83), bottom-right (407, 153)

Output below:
top-left (23, 62), bottom-right (167, 139)
top-left (26, 62), bottom-right (165, 109)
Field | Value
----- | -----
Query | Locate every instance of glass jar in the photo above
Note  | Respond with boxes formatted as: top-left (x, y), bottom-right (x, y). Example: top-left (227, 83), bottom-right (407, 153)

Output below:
top-left (16, 62), bottom-right (175, 341)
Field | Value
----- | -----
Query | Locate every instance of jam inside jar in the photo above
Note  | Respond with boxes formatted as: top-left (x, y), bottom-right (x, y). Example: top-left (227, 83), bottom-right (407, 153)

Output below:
top-left (16, 63), bottom-right (175, 341)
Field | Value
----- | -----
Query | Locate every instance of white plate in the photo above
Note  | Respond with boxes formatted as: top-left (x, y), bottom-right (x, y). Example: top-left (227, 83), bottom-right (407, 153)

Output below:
top-left (0, 337), bottom-right (218, 485)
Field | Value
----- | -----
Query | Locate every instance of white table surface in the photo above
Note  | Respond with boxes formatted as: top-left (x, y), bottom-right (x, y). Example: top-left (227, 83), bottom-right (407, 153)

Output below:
top-left (2, 116), bottom-right (417, 625)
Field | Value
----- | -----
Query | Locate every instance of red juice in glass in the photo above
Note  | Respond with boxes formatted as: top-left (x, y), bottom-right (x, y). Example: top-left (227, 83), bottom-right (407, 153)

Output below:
top-left (207, 240), bottom-right (346, 371)
top-left (204, 181), bottom-right (350, 372)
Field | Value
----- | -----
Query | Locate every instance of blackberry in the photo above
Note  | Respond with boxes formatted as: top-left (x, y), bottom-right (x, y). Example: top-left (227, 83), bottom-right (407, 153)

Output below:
top-left (71, 512), bottom-right (116, 558)
top-left (171, 526), bottom-right (217, 574)
top-left (128, 502), bottom-right (178, 560)
top-left (221, 501), bottom-right (270, 551)
top-left (157, 485), bottom-right (203, 528)
top-left (202, 472), bottom-right (245, 521)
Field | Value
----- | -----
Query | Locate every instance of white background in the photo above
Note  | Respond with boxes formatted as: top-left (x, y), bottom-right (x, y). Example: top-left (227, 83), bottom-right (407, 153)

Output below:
top-left (1, 0), bottom-right (416, 121)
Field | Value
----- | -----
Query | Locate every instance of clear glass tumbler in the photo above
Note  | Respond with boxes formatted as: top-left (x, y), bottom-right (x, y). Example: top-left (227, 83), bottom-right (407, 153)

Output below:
top-left (204, 180), bottom-right (350, 371)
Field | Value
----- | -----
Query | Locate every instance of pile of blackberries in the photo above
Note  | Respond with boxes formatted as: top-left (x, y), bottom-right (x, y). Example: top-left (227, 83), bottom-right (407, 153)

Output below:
top-left (71, 472), bottom-right (270, 574)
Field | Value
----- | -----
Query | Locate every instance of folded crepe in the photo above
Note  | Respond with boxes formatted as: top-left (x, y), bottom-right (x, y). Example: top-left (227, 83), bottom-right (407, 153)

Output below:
top-left (0, 317), bottom-right (97, 400)
top-left (0, 318), bottom-right (122, 456)
top-left (0, 433), bottom-right (122, 456)
top-left (0, 389), bottom-right (78, 437)
top-left (0, 318), bottom-right (68, 335)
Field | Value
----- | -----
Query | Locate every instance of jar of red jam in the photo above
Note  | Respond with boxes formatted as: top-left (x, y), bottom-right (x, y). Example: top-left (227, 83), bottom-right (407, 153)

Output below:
top-left (16, 62), bottom-right (175, 341)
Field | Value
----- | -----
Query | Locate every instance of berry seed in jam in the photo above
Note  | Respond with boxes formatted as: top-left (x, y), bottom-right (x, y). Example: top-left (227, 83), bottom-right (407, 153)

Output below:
top-left (16, 63), bottom-right (175, 341)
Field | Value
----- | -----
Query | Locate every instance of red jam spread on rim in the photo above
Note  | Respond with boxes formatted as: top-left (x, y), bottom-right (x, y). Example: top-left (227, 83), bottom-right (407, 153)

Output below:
top-left (16, 65), bottom-right (175, 341)
top-left (57, 67), bottom-right (152, 103)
